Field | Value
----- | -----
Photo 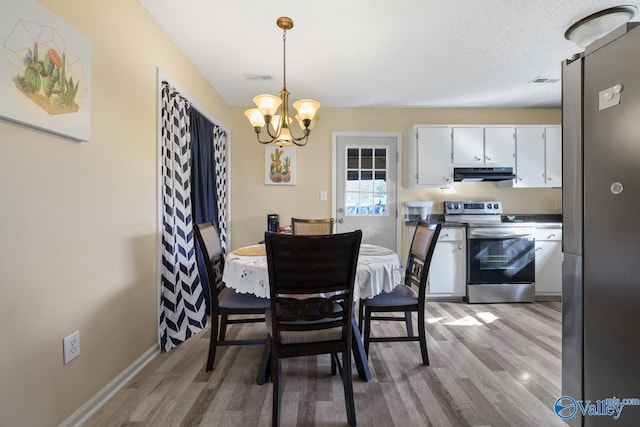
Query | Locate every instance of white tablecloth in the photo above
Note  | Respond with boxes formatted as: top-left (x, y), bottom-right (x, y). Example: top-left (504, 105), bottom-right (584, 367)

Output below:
top-left (222, 243), bottom-right (402, 300)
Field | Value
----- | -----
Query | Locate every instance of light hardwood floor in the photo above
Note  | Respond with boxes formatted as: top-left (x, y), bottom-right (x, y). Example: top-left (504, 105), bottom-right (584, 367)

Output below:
top-left (84, 301), bottom-right (567, 426)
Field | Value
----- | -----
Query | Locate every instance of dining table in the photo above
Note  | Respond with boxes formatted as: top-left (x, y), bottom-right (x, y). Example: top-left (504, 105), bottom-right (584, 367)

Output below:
top-left (222, 242), bottom-right (402, 382)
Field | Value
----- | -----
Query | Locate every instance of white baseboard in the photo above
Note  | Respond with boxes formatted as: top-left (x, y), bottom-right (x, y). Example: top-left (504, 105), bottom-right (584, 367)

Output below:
top-left (59, 345), bottom-right (159, 427)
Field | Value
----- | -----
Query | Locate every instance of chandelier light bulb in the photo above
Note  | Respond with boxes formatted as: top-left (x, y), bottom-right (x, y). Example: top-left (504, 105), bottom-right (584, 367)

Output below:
top-left (253, 94), bottom-right (282, 117)
top-left (293, 99), bottom-right (321, 122)
top-left (244, 108), bottom-right (266, 128)
top-left (275, 127), bottom-right (293, 146)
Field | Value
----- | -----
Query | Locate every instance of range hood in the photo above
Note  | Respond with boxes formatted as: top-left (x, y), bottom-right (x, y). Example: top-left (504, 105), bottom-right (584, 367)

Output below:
top-left (453, 167), bottom-right (516, 182)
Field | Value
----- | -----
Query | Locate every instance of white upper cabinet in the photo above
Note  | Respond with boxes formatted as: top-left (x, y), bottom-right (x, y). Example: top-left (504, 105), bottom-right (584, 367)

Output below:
top-left (452, 126), bottom-right (515, 167)
top-left (405, 125), bottom-right (453, 188)
top-left (484, 126), bottom-right (516, 167)
top-left (515, 127), bottom-right (546, 186)
top-left (512, 126), bottom-right (562, 188)
top-left (544, 126), bottom-right (562, 186)
top-left (452, 127), bottom-right (483, 164)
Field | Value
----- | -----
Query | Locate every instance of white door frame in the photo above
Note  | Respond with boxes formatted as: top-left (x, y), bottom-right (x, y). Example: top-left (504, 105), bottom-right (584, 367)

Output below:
top-left (331, 131), bottom-right (402, 253)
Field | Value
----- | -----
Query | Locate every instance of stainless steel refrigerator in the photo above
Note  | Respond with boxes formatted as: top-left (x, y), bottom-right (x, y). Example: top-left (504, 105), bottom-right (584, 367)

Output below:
top-left (562, 22), bottom-right (640, 426)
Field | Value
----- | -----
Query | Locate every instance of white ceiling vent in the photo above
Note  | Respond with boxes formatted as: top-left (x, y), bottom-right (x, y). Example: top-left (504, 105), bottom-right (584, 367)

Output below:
top-left (529, 77), bottom-right (560, 84)
top-left (244, 74), bottom-right (273, 81)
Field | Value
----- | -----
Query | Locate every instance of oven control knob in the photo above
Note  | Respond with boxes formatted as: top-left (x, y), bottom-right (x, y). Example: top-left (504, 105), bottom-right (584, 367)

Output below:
top-left (487, 204), bottom-right (492, 209)
top-left (493, 203), bottom-right (499, 209)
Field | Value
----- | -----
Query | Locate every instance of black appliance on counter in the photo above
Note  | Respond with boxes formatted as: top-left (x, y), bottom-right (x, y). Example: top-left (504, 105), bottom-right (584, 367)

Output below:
top-left (444, 200), bottom-right (535, 303)
top-left (267, 214), bottom-right (279, 232)
top-left (562, 22), bottom-right (640, 426)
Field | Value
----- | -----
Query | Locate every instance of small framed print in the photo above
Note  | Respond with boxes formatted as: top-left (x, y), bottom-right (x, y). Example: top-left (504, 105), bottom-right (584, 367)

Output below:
top-left (265, 145), bottom-right (296, 186)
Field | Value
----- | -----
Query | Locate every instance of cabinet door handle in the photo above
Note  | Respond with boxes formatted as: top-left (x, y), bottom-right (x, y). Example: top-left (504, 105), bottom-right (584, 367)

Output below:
top-left (474, 156), bottom-right (482, 161)
top-left (548, 233), bottom-right (556, 239)
top-left (518, 176), bottom-right (523, 181)
top-left (536, 247), bottom-right (543, 252)
top-left (485, 156), bottom-right (492, 161)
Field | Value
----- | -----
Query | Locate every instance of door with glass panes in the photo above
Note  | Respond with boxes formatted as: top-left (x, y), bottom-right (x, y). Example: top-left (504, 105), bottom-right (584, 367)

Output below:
top-left (334, 133), bottom-right (398, 250)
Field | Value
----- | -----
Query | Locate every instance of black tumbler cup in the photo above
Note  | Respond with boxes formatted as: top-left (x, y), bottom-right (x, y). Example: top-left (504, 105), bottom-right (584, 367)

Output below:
top-left (267, 214), bottom-right (279, 232)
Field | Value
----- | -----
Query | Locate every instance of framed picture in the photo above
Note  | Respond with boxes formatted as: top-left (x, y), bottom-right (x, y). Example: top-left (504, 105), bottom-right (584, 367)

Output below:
top-left (265, 145), bottom-right (296, 185)
top-left (0, 0), bottom-right (92, 141)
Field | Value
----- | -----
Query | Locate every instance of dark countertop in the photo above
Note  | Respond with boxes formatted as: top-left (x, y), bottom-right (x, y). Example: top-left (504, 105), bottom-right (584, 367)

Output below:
top-left (404, 213), bottom-right (562, 227)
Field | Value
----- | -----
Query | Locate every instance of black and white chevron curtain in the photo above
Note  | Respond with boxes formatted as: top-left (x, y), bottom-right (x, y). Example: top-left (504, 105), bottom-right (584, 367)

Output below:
top-left (159, 81), bottom-right (228, 351)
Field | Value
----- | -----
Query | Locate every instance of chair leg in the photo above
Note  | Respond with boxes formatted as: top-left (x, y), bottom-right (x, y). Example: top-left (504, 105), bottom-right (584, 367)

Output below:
top-left (218, 314), bottom-right (228, 341)
top-left (342, 348), bottom-right (357, 426)
top-left (358, 300), bottom-right (365, 333)
top-left (364, 307), bottom-right (372, 358)
top-left (405, 311), bottom-right (414, 337)
top-left (417, 308), bottom-right (429, 365)
top-left (206, 314), bottom-right (219, 371)
top-left (271, 351), bottom-right (281, 427)
top-left (331, 353), bottom-right (343, 377)
top-left (331, 353), bottom-right (337, 375)
top-left (256, 339), bottom-right (271, 385)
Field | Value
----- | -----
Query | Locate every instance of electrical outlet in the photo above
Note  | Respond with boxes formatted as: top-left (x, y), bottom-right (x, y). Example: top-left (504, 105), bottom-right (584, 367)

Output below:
top-left (63, 330), bottom-right (80, 364)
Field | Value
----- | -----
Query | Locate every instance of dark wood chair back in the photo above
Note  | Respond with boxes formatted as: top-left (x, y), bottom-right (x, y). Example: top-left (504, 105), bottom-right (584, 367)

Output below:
top-left (406, 221), bottom-right (441, 303)
top-left (290, 217), bottom-right (335, 235)
top-left (194, 221), bottom-right (225, 303)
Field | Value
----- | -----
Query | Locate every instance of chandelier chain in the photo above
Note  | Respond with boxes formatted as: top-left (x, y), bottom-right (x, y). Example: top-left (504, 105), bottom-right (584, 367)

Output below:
top-left (282, 30), bottom-right (287, 91)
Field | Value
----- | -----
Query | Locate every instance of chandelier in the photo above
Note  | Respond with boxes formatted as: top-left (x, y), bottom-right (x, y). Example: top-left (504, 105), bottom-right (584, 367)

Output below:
top-left (244, 17), bottom-right (320, 147)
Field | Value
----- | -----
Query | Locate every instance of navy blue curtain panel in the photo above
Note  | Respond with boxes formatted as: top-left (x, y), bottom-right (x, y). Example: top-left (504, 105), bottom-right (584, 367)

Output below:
top-left (189, 107), bottom-right (218, 226)
top-left (189, 107), bottom-right (217, 313)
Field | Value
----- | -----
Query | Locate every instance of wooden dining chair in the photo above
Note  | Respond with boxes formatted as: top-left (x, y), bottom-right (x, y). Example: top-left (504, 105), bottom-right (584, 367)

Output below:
top-left (290, 217), bottom-right (334, 235)
top-left (358, 221), bottom-right (441, 365)
top-left (264, 230), bottom-right (362, 427)
top-left (194, 222), bottom-right (270, 371)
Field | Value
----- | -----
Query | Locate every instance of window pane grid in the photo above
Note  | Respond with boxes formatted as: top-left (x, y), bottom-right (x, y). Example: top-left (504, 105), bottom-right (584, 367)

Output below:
top-left (345, 147), bottom-right (388, 216)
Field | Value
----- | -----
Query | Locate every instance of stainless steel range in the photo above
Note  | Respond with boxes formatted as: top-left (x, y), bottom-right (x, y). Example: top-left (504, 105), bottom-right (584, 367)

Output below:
top-left (444, 201), bottom-right (535, 303)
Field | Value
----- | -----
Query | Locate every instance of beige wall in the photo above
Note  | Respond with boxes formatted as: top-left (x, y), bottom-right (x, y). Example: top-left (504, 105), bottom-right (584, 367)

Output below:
top-left (0, 1), bottom-right (230, 426)
top-left (229, 107), bottom-right (561, 250)
top-left (0, 2), bottom-right (561, 426)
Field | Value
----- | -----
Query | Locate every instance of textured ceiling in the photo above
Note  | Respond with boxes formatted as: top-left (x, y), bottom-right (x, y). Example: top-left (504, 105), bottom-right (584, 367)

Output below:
top-left (139, 0), bottom-right (640, 108)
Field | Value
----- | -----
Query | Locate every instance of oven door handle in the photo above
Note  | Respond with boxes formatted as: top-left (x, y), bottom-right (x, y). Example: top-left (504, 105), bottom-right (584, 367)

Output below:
top-left (469, 229), bottom-right (533, 239)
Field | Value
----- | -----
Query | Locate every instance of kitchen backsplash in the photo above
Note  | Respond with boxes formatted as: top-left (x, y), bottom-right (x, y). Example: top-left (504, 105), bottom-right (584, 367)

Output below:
top-left (402, 182), bottom-right (561, 214)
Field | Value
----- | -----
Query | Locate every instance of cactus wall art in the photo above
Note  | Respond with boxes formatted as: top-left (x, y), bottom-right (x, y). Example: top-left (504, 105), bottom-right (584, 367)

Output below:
top-left (0, 1), bottom-right (91, 141)
top-left (265, 146), bottom-right (297, 185)
top-left (14, 42), bottom-right (81, 114)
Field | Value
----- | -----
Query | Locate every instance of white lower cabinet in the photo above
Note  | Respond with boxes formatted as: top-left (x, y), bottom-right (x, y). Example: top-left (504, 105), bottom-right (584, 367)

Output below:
top-left (427, 227), bottom-right (466, 299)
top-left (534, 227), bottom-right (563, 298)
